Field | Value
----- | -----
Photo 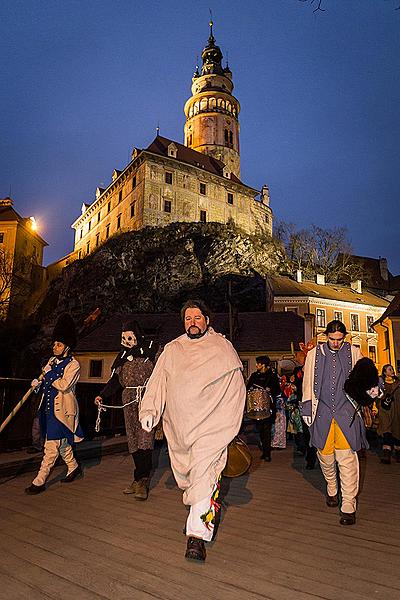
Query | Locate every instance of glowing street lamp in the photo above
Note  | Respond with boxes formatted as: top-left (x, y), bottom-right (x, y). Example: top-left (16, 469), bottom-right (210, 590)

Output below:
top-left (29, 216), bottom-right (37, 231)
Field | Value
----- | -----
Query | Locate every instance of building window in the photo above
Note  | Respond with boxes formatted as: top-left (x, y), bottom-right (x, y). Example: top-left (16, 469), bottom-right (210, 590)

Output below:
top-left (78, 250), bottom-right (82, 260)
top-left (0, 232), bottom-right (4, 243)
top-left (89, 359), bottom-right (103, 378)
top-left (130, 202), bottom-right (135, 218)
top-left (227, 192), bottom-right (234, 205)
top-left (118, 190), bottom-right (123, 203)
top-left (95, 233), bottom-right (100, 247)
top-left (368, 346), bottom-right (377, 363)
top-left (164, 200), bottom-right (172, 213)
top-left (165, 172), bottom-right (173, 185)
top-left (117, 213), bottom-right (122, 229)
top-left (107, 201), bottom-right (111, 214)
top-left (367, 315), bottom-right (375, 334)
top-left (265, 214), bottom-right (270, 224)
top-left (97, 212), bottom-right (101, 223)
top-left (285, 306), bottom-right (299, 314)
top-left (200, 210), bottom-right (207, 223)
top-left (86, 241), bottom-right (90, 254)
top-left (79, 229), bottom-right (83, 240)
top-left (200, 183), bottom-right (206, 195)
top-left (334, 311), bottom-right (343, 322)
top-left (384, 329), bottom-right (390, 350)
top-left (316, 308), bottom-right (326, 328)
top-left (350, 313), bottom-right (360, 331)
top-left (132, 175), bottom-right (137, 189)
top-left (88, 220), bottom-right (91, 231)
top-left (106, 224), bottom-right (110, 239)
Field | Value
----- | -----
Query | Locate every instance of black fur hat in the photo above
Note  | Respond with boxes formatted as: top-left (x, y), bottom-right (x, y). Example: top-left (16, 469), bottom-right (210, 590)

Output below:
top-left (344, 357), bottom-right (379, 407)
top-left (52, 313), bottom-right (77, 350)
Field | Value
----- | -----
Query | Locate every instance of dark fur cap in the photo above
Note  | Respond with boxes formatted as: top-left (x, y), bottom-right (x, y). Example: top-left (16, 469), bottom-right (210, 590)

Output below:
top-left (344, 357), bottom-right (379, 407)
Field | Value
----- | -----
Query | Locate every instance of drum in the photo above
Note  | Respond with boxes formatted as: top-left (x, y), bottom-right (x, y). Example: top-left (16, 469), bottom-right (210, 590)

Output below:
top-left (246, 387), bottom-right (272, 420)
top-left (222, 437), bottom-right (252, 478)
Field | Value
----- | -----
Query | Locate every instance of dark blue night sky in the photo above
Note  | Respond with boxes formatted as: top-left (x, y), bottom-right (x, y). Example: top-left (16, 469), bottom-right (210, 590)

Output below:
top-left (1, 1), bottom-right (399, 273)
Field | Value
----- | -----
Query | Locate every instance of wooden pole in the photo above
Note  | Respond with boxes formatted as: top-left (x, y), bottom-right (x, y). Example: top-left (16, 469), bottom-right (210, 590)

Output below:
top-left (0, 387), bottom-right (34, 434)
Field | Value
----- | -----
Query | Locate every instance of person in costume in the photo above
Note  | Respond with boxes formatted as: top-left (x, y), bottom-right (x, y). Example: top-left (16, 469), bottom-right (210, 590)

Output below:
top-left (246, 356), bottom-right (280, 462)
top-left (300, 320), bottom-right (371, 526)
top-left (95, 320), bottom-right (159, 500)
top-left (25, 313), bottom-right (83, 495)
top-left (377, 364), bottom-right (400, 464)
top-left (139, 300), bottom-right (245, 562)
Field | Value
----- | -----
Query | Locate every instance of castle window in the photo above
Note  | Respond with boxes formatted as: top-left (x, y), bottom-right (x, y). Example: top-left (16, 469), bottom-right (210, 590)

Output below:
top-left (334, 311), bottom-right (343, 322)
top-left (106, 224), bottom-right (110, 239)
top-left (165, 172), bottom-right (173, 185)
top-left (265, 214), bottom-right (269, 224)
top-left (0, 233), bottom-right (3, 243)
top-left (89, 359), bottom-right (103, 378)
top-left (224, 129), bottom-right (229, 143)
top-left (79, 229), bottom-right (83, 240)
top-left (88, 220), bottom-right (91, 231)
top-left (97, 212), bottom-right (101, 223)
top-left (78, 250), bottom-right (82, 260)
top-left (164, 200), bottom-right (172, 213)
top-left (227, 193), bottom-right (234, 205)
top-left (117, 213), bottom-right (122, 229)
top-left (86, 241), bottom-right (90, 254)
top-left (132, 175), bottom-right (137, 189)
top-left (200, 183), bottom-right (206, 195)
top-left (118, 190), bottom-right (122, 203)
top-left (229, 131), bottom-right (233, 145)
top-left (95, 233), bottom-right (100, 247)
top-left (107, 201), bottom-right (111, 214)
top-left (130, 202), bottom-right (135, 218)
top-left (200, 210), bottom-right (207, 223)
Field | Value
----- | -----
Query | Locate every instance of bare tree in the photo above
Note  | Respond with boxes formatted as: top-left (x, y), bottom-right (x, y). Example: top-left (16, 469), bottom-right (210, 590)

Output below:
top-left (274, 221), bottom-right (364, 283)
top-left (0, 249), bottom-right (31, 320)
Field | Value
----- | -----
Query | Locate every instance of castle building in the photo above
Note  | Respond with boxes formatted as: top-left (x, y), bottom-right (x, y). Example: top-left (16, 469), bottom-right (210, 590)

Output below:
top-left (71, 24), bottom-right (272, 260)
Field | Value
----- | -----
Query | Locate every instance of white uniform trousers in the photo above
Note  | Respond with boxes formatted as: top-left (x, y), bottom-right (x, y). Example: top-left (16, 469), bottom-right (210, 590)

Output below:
top-left (32, 438), bottom-right (78, 486)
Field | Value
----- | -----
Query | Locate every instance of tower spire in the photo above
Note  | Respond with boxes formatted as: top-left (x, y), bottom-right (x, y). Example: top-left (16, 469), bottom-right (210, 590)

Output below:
top-left (208, 9), bottom-right (215, 44)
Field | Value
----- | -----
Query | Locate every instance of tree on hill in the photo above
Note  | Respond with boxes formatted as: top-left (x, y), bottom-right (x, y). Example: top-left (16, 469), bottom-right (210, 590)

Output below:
top-left (274, 221), bottom-right (364, 283)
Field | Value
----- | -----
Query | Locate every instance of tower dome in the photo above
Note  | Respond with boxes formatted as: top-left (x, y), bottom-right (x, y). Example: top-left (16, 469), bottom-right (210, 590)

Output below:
top-left (183, 21), bottom-right (241, 178)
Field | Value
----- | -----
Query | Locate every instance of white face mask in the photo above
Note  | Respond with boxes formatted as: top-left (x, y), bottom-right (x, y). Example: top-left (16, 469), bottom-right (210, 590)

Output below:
top-left (121, 330), bottom-right (137, 348)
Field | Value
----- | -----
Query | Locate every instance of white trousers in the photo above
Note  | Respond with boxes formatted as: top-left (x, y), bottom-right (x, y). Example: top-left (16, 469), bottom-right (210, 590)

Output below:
top-left (186, 496), bottom-right (214, 542)
top-left (318, 448), bottom-right (359, 513)
top-left (32, 438), bottom-right (78, 486)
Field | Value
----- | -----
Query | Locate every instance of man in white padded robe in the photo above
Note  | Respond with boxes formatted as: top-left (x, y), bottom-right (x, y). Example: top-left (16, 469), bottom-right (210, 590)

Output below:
top-left (139, 300), bottom-right (245, 561)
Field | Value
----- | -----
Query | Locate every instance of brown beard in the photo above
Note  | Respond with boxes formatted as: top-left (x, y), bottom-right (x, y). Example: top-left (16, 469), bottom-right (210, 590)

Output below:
top-left (186, 325), bottom-right (208, 339)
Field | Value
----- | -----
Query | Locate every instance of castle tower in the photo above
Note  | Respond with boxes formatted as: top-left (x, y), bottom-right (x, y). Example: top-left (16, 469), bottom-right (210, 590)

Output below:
top-left (184, 21), bottom-right (241, 178)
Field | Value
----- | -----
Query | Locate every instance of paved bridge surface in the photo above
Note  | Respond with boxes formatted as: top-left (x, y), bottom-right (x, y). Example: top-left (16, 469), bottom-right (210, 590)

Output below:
top-left (0, 438), bottom-right (399, 600)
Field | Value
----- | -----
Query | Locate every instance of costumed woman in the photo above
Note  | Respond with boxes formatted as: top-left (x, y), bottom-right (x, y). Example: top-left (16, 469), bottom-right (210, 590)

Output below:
top-left (25, 313), bottom-right (83, 495)
top-left (95, 320), bottom-right (159, 500)
top-left (377, 364), bottom-right (400, 464)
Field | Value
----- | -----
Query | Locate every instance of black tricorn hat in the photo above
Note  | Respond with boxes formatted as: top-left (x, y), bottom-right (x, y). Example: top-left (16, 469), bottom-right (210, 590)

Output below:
top-left (52, 313), bottom-right (77, 350)
top-left (344, 357), bottom-right (379, 407)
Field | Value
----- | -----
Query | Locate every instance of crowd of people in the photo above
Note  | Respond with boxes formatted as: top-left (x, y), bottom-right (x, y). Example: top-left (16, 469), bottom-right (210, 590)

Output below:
top-left (22, 305), bottom-right (400, 562)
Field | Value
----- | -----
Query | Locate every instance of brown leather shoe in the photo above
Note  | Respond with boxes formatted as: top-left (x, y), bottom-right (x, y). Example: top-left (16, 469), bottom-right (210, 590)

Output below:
top-left (326, 494), bottom-right (339, 507)
top-left (135, 478), bottom-right (149, 501)
top-left (185, 537), bottom-right (206, 561)
top-left (123, 480), bottom-right (137, 495)
top-left (340, 512), bottom-right (356, 526)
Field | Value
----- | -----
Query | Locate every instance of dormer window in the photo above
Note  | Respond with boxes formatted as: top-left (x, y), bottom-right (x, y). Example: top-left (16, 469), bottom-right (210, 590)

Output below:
top-left (168, 143), bottom-right (177, 158)
top-left (223, 167), bottom-right (231, 179)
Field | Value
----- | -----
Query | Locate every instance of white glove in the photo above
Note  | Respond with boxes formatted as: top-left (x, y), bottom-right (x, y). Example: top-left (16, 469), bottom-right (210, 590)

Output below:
top-left (141, 415), bottom-right (154, 432)
top-left (31, 378), bottom-right (40, 389)
top-left (366, 386), bottom-right (379, 399)
top-left (42, 364), bottom-right (52, 374)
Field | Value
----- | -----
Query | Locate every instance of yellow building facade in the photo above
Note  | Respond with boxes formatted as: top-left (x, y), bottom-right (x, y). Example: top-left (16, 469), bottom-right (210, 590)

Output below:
top-left (271, 274), bottom-right (389, 370)
top-left (0, 197), bottom-right (47, 322)
top-left (71, 26), bottom-right (272, 259)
